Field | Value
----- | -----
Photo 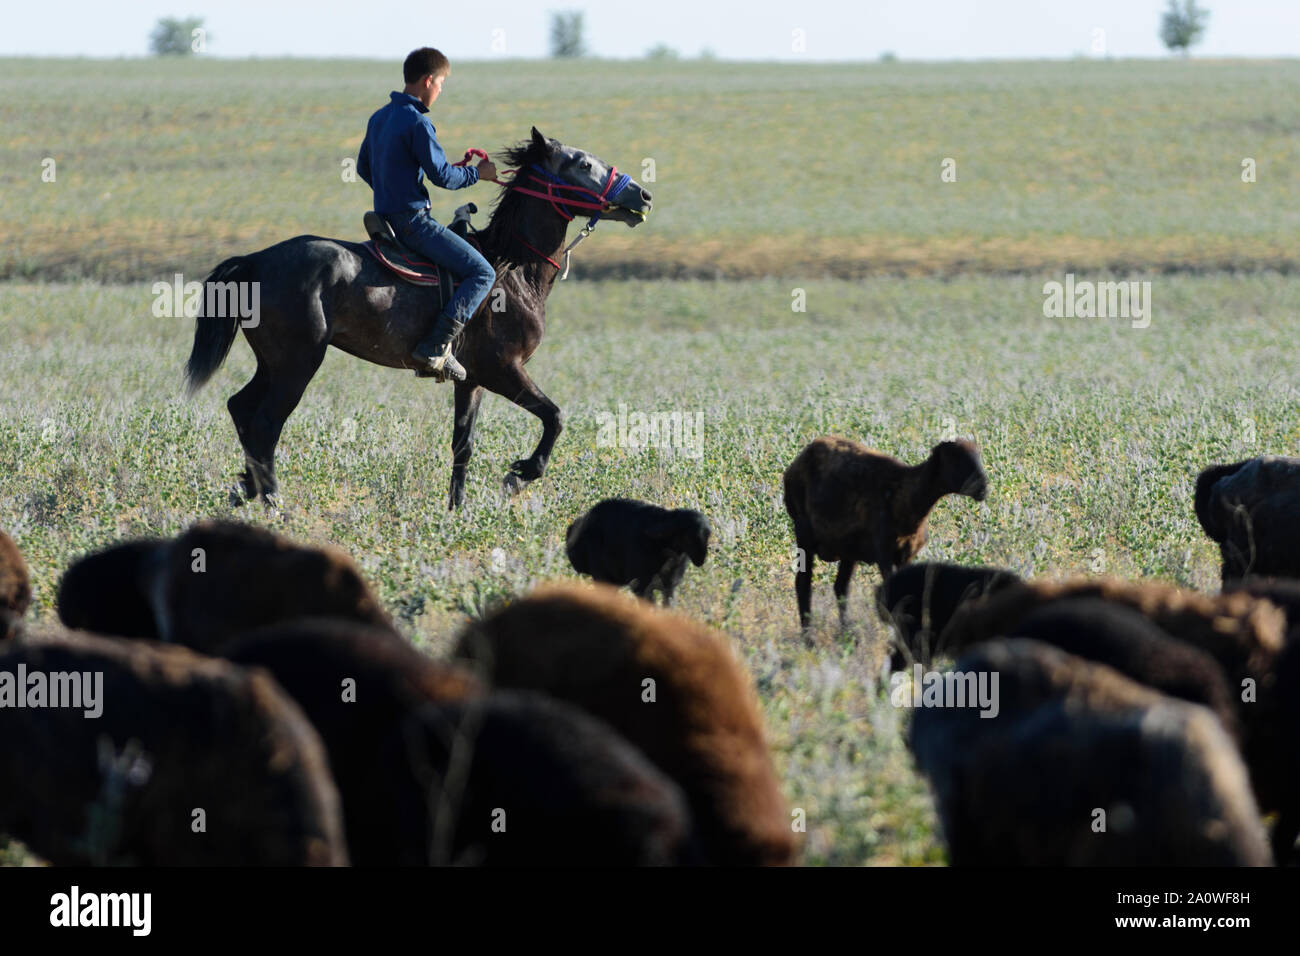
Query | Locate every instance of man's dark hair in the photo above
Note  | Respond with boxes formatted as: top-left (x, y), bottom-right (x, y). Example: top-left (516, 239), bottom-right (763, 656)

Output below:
top-left (404, 48), bottom-right (450, 84)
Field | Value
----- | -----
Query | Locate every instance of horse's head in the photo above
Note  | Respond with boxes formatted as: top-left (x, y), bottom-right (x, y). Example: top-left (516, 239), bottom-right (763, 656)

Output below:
top-left (503, 127), bottom-right (652, 227)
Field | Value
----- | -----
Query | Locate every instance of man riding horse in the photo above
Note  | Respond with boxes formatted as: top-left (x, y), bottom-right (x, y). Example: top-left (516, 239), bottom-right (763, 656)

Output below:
top-left (356, 47), bottom-right (496, 382)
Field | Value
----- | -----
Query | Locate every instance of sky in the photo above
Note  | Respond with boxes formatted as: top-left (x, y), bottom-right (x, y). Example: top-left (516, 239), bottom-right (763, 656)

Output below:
top-left (4, 0), bottom-right (1298, 60)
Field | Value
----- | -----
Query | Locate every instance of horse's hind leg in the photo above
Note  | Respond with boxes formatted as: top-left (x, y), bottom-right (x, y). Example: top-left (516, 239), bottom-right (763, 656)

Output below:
top-left (448, 380), bottom-right (484, 510)
top-left (227, 365), bottom-right (270, 501)
top-left (241, 346), bottom-right (326, 502)
top-left (482, 362), bottom-right (563, 495)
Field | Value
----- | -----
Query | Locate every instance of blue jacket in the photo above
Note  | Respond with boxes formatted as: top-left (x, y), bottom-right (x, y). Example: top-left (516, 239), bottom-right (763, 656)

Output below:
top-left (357, 91), bottom-right (478, 216)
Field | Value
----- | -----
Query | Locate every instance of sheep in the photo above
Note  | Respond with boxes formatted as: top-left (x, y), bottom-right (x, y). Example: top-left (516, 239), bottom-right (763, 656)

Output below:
top-left (0, 529), bottom-right (31, 641)
top-left (0, 629), bottom-right (348, 866)
top-left (453, 582), bottom-right (797, 866)
top-left (937, 575), bottom-right (1300, 858)
top-left (940, 576), bottom-right (1286, 690)
top-left (1003, 598), bottom-right (1243, 743)
top-left (875, 561), bottom-right (1021, 669)
top-left (386, 692), bottom-right (697, 866)
top-left (1195, 456), bottom-right (1300, 582)
top-left (58, 521), bottom-right (392, 653)
top-left (221, 618), bottom-right (695, 866)
top-left (57, 538), bottom-right (164, 640)
top-left (565, 498), bottom-right (711, 606)
top-left (909, 638), bottom-right (1272, 866)
top-left (783, 436), bottom-right (988, 630)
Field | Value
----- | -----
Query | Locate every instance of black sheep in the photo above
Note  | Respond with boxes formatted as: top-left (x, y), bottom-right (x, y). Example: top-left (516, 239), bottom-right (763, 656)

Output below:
top-left (565, 498), bottom-right (711, 605)
top-left (1195, 456), bottom-right (1300, 582)
top-left (1006, 598), bottom-right (1243, 743)
top-left (910, 638), bottom-right (1272, 866)
top-left (56, 538), bottom-right (164, 640)
top-left (222, 618), bottom-right (695, 866)
top-left (0, 630), bottom-right (348, 866)
top-left (876, 561), bottom-right (1021, 668)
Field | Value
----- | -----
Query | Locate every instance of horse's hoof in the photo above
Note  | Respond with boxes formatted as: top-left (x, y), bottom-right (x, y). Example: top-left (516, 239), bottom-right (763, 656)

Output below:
top-left (502, 472), bottom-right (527, 496)
top-left (508, 458), bottom-right (543, 482)
top-left (227, 484), bottom-right (247, 508)
top-left (261, 491), bottom-right (283, 512)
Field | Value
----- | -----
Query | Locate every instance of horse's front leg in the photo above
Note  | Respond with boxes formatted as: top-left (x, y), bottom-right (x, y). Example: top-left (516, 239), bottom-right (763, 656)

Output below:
top-left (448, 380), bottom-right (484, 510)
top-left (484, 362), bottom-right (563, 494)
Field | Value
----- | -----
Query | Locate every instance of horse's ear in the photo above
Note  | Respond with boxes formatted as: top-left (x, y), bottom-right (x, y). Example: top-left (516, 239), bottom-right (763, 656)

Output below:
top-left (531, 127), bottom-right (549, 151)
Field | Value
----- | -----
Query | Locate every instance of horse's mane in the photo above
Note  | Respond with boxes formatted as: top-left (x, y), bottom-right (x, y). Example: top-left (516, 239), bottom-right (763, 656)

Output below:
top-left (475, 135), bottom-right (559, 259)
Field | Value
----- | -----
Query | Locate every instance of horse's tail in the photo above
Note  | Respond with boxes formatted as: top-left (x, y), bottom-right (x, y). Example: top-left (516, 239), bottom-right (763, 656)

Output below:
top-left (184, 256), bottom-right (251, 396)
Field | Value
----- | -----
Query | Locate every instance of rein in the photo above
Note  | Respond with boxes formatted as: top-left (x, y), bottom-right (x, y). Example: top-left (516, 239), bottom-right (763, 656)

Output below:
top-left (453, 148), bottom-right (633, 279)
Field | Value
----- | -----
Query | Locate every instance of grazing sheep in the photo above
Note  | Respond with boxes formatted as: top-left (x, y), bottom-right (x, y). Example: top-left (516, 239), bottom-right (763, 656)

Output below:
top-left (565, 498), bottom-right (711, 605)
top-left (940, 576), bottom-right (1286, 689)
top-left (0, 630), bottom-right (348, 866)
top-left (910, 638), bottom-right (1272, 866)
top-left (58, 521), bottom-right (391, 653)
top-left (386, 692), bottom-right (696, 866)
top-left (454, 583), bottom-right (796, 866)
top-left (875, 561), bottom-right (1021, 668)
top-left (1005, 598), bottom-right (1243, 742)
top-left (1195, 456), bottom-right (1300, 582)
top-left (222, 618), bottom-right (694, 866)
top-left (57, 538), bottom-right (163, 640)
top-left (0, 530), bottom-right (31, 641)
top-left (783, 437), bottom-right (989, 629)
top-left (937, 576), bottom-right (1300, 857)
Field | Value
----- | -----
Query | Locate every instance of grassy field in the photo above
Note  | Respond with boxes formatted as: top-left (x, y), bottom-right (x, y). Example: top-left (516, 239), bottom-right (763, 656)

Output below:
top-left (3, 57), bottom-right (1300, 280)
top-left (4, 55), bottom-right (1299, 866)
top-left (3, 271), bottom-right (1298, 864)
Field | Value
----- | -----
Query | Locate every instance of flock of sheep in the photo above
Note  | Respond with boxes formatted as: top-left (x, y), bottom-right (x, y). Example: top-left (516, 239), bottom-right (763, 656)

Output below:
top-left (0, 438), bottom-right (1297, 866)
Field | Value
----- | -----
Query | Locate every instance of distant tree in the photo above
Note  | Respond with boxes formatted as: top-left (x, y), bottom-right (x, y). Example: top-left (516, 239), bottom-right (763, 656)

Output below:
top-left (645, 43), bottom-right (679, 60)
top-left (1160, 0), bottom-right (1209, 56)
top-left (879, 50), bottom-right (898, 63)
top-left (549, 11), bottom-right (587, 58)
top-left (697, 47), bottom-right (717, 61)
top-left (149, 16), bottom-right (205, 56)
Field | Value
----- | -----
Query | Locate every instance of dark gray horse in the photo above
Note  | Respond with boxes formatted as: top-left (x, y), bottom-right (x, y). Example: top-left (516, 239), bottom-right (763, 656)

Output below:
top-left (184, 127), bottom-right (652, 509)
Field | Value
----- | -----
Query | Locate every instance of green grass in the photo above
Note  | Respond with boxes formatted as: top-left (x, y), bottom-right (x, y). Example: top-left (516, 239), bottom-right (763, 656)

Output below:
top-left (3, 57), bottom-right (1300, 279)
top-left (2, 271), bottom-right (1298, 865)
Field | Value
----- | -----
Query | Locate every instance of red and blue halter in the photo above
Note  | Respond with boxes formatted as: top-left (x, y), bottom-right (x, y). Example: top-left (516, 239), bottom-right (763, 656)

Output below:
top-left (454, 148), bottom-right (635, 271)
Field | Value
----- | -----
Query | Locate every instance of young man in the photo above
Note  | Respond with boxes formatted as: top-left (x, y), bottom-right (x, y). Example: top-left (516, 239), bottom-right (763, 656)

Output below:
top-left (357, 47), bottom-right (498, 381)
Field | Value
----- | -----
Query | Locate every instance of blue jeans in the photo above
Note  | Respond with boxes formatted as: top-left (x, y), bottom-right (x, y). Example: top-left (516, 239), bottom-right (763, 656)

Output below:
top-left (388, 208), bottom-right (495, 324)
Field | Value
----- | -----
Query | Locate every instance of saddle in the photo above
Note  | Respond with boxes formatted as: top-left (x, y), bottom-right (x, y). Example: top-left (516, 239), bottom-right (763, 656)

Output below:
top-left (362, 205), bottom-right (480, 307)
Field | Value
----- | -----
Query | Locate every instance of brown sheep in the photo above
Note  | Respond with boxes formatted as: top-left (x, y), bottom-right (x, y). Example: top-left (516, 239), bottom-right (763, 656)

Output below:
top-left (453, 582), bottom-right (796, 866)
top-left (0, 629), bottom-right (348, 866)
top-left (909, 638), bottom-right (1272, 866)
top-left (939, 575), bottom-right (1297, 858)
top-left (783, 437), bottom-right (988, 630)
top-left (221, 618), bottom-right (696, 866)
top-left (1195, 457), bottom-right (1300, 583)
top-left (940, 576), bottom-right (1285, 688)
top-left (1002, 598), bottom-right (1243, 743)
top-left (0, 529), bottom-right (31, 641)
top-left (57, 521), bottom-right (392, 654)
